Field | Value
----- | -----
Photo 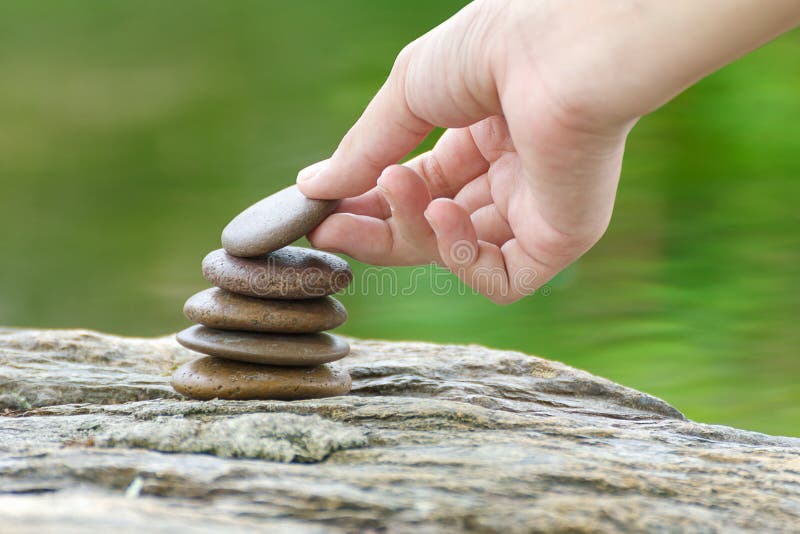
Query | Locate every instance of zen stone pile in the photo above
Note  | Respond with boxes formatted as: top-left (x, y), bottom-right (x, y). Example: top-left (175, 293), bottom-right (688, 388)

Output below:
top-left (172, 185), bottom-right (354, 401)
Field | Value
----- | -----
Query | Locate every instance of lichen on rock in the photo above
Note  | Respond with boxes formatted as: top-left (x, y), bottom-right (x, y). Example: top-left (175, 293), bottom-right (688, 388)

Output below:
top-left (95, 412), bottom-right (367, 462)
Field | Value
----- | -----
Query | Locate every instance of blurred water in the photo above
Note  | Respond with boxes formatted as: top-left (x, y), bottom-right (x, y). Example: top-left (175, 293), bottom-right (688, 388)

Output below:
top-left (0, 1), bottom-right (798, 435)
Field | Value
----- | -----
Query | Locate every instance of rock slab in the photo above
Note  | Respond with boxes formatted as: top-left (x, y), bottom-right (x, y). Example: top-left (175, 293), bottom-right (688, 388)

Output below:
top-left (2, 327), bottom-right (800, 533)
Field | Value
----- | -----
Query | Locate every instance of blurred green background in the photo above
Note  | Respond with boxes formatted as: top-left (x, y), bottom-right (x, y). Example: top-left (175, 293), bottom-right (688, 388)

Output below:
top-left (1, 1), bottom-right (798, 436)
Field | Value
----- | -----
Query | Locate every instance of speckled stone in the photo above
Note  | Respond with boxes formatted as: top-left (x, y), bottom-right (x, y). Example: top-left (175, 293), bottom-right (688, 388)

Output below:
top-left (170, 356), bottom-right (351, 400)
top-left (176, 325), bottom-right (349, 366)
top-left (183, 288), bottom-right (347, 334)
top-left (202, 247), bottom-right (352, 299)
top-left (221, 184), bottom-right (338, 257)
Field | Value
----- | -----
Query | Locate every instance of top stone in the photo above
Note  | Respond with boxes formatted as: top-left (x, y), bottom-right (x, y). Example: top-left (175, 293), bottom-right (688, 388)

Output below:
top-left (222, 184), bottom-right (338, 257)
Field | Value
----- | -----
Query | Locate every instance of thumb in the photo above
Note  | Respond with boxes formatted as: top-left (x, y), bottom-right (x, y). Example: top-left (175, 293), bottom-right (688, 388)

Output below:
top-left (296, 44), bottom-right (432, 200)
top-left (297, 2), bottom-right (499, 200)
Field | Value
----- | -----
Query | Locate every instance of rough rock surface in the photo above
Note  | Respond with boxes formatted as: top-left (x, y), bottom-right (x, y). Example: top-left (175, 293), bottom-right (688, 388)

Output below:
top-left (1, 327), bottom-right (799, 533)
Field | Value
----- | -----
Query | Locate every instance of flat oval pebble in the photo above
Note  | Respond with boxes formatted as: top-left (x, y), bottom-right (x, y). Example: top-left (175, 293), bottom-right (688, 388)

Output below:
top-left (171, 356), bottom-right (351, 400)
top-left (184, 288), bottom-right (347, 334)
top-left (202, 247), bottom-right (352, 299)
top-left (176, 325), bottom-right (349, 366)
top-left (222, 184), bottom-right (338, 257)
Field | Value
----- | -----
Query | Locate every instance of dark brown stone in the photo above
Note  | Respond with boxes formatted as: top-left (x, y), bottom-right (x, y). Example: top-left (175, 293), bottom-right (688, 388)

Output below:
top-left (202, 247), bottom-right (352, 299)
top-left (176, 325), bottom-right (349, 366)
top-left (170, 356), bottom-right (351, 400)
top-left (183, 288), bottom-right (347, 334)
top-left (222, 184), bottom-right (338, 257)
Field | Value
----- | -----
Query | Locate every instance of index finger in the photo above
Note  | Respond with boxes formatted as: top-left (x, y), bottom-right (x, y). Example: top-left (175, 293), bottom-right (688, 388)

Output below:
top-left (297, 45), bottom-right (433, 200)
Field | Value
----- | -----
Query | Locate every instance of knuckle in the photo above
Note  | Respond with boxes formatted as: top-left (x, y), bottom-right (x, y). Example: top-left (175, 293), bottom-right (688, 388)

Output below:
top-left (386, 39), bottom-right (431, 136)
top-left (392, 40), bottom-right (418, 76)
top-left (418, 154), bottom-right (451, 197)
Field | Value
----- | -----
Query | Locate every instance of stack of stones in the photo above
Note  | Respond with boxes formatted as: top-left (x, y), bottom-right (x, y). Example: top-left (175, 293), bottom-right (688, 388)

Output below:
top-left (171, 185), bottom-right (354, 401)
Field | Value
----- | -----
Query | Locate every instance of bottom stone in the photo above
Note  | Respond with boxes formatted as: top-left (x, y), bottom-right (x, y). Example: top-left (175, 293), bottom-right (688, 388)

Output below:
top-left (170, 356), bottom-right (351, 401)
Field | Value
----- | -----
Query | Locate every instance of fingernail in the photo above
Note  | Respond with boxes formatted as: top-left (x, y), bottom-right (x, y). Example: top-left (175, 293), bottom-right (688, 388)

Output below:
top-left (297, 160), bottom-right (327, 183)
top-left (297, 167), bottom-right (316, 183)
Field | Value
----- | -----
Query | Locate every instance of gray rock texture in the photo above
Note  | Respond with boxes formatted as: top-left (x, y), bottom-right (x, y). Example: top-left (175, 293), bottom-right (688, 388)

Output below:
top-left (1, 327), bottom-right (799, 532)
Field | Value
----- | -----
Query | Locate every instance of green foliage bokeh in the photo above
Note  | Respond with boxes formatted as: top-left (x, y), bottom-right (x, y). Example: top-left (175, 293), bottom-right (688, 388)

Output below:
top-left (0, 1), bottom-right (798, 435)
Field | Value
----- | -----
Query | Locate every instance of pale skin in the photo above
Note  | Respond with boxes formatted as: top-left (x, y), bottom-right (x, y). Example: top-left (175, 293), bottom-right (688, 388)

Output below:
top-left (297, 0), bottom-right (800, 304)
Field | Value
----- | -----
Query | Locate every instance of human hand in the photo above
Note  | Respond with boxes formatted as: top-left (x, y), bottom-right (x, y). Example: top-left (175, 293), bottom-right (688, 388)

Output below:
top-left (297, 0), bottom-right (800, 303)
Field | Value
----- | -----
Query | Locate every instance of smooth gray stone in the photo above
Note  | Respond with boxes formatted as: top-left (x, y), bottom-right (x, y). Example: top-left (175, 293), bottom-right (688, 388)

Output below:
top-left (3, 328), bottom-right (800, 532)
top-left (184, 288), bottom-right (347, 334)
top-left (202, 247), bottom-right (352, 299)
top-left (176, 325), bottom-right (350, 366)
top-left (222, 185), bottom-right (338, 258)
top-left (171, 357), bottom-right (352, 401)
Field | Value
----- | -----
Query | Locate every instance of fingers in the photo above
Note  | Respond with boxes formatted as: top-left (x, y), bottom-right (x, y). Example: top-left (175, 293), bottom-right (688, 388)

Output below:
top-left (471, 204), bottom-right (513, 246)
top-left (453, 173), bottom-right (491, 213)
top-left (334, 126), bottom-right (489, 220)
top-left (314, 179), bottom-right (553, 304)
top-left (377, 165), bottom-right (435, 249)
top-left (309, 213), bottom-right (432, 267)
top-left (404, 128), bottom-right (489, 199)
top-left (308, 214), bottom-right (392, 264)
top-left (424, 198), bottom-right (550, 304)
top-left (336, 189), bottom-right (390, 219)
top-left (309, 166), bottom-right (439, 266)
